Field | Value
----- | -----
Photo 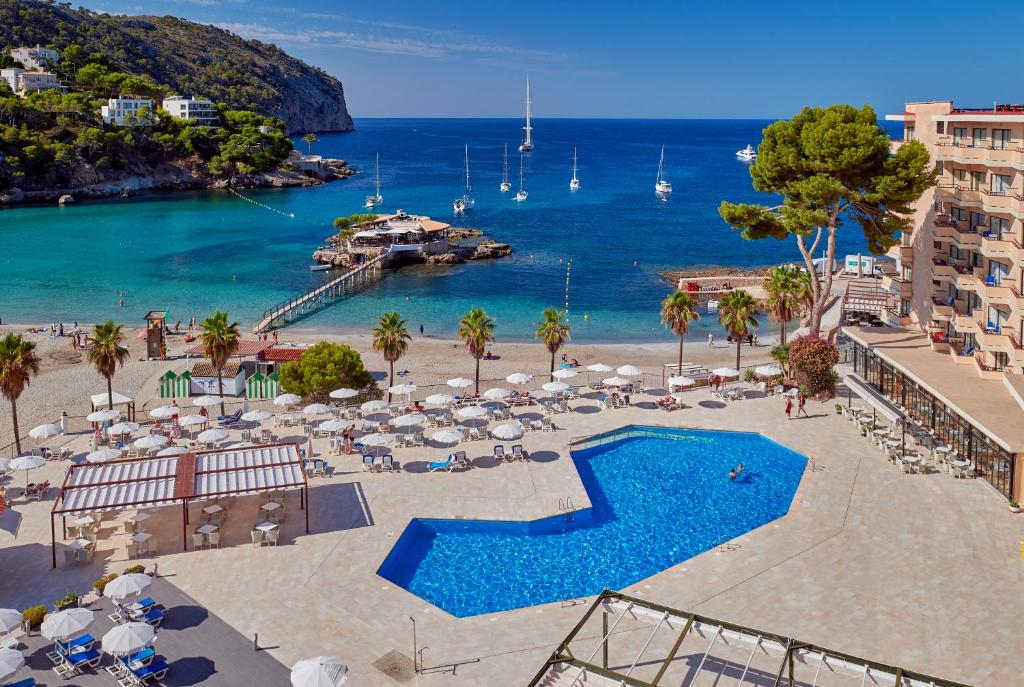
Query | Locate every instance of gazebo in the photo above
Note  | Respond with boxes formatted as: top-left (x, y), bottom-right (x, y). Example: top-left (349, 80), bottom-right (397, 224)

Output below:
top-left (49, 444), bottom-right (309, 567)
top-left (90, 390), bottom-right (137, 422)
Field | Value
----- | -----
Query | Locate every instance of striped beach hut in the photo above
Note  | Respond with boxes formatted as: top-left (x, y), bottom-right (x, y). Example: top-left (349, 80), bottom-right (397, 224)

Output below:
top-left (158, 370), bottom-right (191, 399)
top-left (246, 371), bottom-right (281, 400)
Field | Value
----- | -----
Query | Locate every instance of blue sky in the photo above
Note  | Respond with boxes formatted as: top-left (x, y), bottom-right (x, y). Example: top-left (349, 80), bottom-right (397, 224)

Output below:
top-left (87, 0), bottom-right (1023, 119)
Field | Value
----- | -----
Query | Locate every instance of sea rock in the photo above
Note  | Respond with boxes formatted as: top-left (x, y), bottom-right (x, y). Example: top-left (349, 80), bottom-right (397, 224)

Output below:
top-left (470, 241), bottom-right (513, 260)
top-left (312, 249), bottom-right (354, 268)
top-left (426, 253), bottom-right (466, 265)
top-left (58, 194), bottom-right (76, 205)
top-left (0, 187), bottom-right (24, 204)
top-left (448, 227), bottom-right (484, 240)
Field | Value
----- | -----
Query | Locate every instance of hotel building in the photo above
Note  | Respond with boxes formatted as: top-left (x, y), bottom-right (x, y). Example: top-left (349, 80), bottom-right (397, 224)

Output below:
top-left (161, 95), bottom-right (216, 125)
top-left (101, 97), bottom-right (155, 126)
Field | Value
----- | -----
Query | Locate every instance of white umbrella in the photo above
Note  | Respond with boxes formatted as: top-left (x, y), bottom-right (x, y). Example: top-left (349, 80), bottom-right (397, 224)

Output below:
top-left (586, 363), bottom-right (612, 373)
top-left (392, 413), bottom-right (426, 428)
top-left (447, 377), bottom-right (473, 389)
top-left (156, 445), bottom-right (189, 457)
top-left (542, 381), bottom-right (569, 393)
top-left (274, 393), bottom-right (302, 407)
top-left (667, 376), bottom-right (696, 388)
top-left (29, 423), bottom-right (62, 440)
top-left (87, 409), bottom-right (121, 423)
top-left (192, 395), bottom-right (221, 408)
top-left (482, 388), bottom-right (510, 401)
top-left (107, 422), bottom-right (140, 436)
top-left (291, 656), bottom-right (348, 687)
top-left (0, 609), bottom-right (21, 634)
top-left (602, 376), bottom-right (629, 387)
top-left (103, 572), bottom-right (152, 600)
top-left (431, 429), bottom-right (464, 444)
top-left (616, 365), bottom-right (642, 377)
top-left (551, 368), bottom-right (578, 379)
top-left (360, 399), bottom-right (388, 413)
top-left (133, 434), bottom-right (168, 449)
top-left (457, 406), bottom-right (487, 419)
top-left (491, 423), bottom-right (523, 440)
top-left (303, 403), bottom-right (332, 417)
top-left (197, 428), bottom-right (229, 443)
top-left (0, 648), bottom-right (24, 682)
top-left (754, 364), bottom-right (784, 377)
top-left (10, 455), bottom-right (45, 485)
top-left (178, 414), bottom-right (207, 428)
top-left (388, 383), bottom-right (417, 397)
top-left (241, 409), bottom-right (273, 422)
top-left (505, 372), bottom-right (533, 385)
top-left (87, 447), bottom-right (123, 463)
top-left (41, 608), bottom-right (94, 640)
top-left (225, 442), bottom-right (254, 449)
top-left (101, 622), bottom-right (155, 657)
top-left (358, 433), bottom-right (393, 456)
top-left (713, 367), bottom-right (740, 378)
top-left (318, 419), bottom-right (352, 433)
top-left (329, 388), bottom-right (359, 400)
top-left (424, 393), bottom-right (455, 406)
top-left (147, 406), bottom-right (178, 420)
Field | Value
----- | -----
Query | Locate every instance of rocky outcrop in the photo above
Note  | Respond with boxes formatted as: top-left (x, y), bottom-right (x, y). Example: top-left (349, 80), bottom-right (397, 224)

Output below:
top-left (447, 227), bottom-right (484, 240)
top-left (469, 241), bottom-right (513, 260)
top-left (426, 252), bottom-right (466, 265)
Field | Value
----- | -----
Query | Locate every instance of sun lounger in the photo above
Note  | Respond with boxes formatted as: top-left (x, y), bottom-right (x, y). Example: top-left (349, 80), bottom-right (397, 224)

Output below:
top-left (381, 454), bottom-right (398, 471)
top-left (511, 444), bottom-right (528, 461)
top-left (53, 646), bottom-right (101, 669)
top-left (5, 678), bottom-right (35, 687)
top-left (542, 417), bottom-right (555, 431)
top-left (493, 445), bottom-right (506, 463)
top-left (60, 634), bottom-right (95, 653)
top-left (530, 419), bottom-right (543, 432)
top-left (216, 409), bottom-right (242, 427)
top-left (469, 426), bottom-right (484, 441)
top-left (122, 647), bottom-right (155, 668)
top-left (428, 454), bottom-right (454, 472)
top-left (136, 608), bottom-right (164, 628)
top-left (130, 597), bottom-right (156, 613)
top-left (453, 450), bottom-right (470, 469)
top-left (362, 454), bottom-right (376, 471)
top-left (132, 658), bottom-right (170, 682)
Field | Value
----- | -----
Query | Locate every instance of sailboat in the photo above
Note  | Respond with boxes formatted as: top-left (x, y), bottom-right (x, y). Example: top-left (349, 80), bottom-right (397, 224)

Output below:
top-left (453, 144), bottom-right (475, 215)
top-left (518, 77), bottom-right (534, 152)
top-left (569, 147), bottom-right (580, 191)
top-left (500, 143), bottom-right (512, 192)
top-left (655, 145), bottom-right (672, 195)
top-left (364, 153), bottom-right (383, 208)
top-left (514, 152), bottom-right (528, 202)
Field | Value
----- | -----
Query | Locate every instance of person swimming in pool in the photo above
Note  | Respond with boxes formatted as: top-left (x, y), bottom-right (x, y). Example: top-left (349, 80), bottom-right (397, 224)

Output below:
top-left (729, 469), bottom-right (737, 481)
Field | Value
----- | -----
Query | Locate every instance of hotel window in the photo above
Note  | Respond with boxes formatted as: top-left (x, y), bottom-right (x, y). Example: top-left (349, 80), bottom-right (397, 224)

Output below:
top-left (972, 128), bottom-right (988, 147)
top-left (988, 260), bottom-right (1010, 284)
top-left (970, 212), bottom-right (985, 230)
top-left (905, 126), bottom-right (916, 141)
top-left (953, 127), bottom-right (968, 145)
top-left (950, 207), bottom-right (967, 222)
top-left (971, 170), bottom-right (986, 190)
top-left (990, 216), bottom-right (1009, 238)
top-left (953, 168), bottom-right (967, 185)
top-left (972, 251), bottom-right (984, 268)
top-left (901, 264), bottom-right (912, 281)
top-left (900, 298), bottom-right (911, 316)
top-left (936, 121), bottom-right (945, 134)
top-left (948, 244), bottom-right (962, 260)
top-left (993, 129), bottom-right (1012, 150)
top-left (991, 173), bottom-right (1011, 195)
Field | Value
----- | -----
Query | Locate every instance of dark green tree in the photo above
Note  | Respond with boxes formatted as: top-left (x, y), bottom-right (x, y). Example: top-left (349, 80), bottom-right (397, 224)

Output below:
top-left (279, 341), bottom-right (374, 401)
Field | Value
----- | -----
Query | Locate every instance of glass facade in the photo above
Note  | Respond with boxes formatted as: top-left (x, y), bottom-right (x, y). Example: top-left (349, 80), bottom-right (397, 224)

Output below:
top-left (851, 342), bottom-right (1016, 499)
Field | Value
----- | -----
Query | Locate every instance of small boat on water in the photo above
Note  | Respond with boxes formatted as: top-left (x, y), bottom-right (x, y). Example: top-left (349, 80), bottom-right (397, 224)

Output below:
top-left (518, 77), bottom-right (534, 153)
top-left (736, 144), bottom-right (757, 162)
top-left (454, 144), bottom-right (475, 215)
top-left (570, 147), bottom-right (580, 191)
top-left (500, 143), bottom-right (512, 192)
top-left (514, 152), bottom-right (528, 202)
top-left (364, 152), bottom-right (383, 208)
top-left (309, 264), bottom-right (332, 272)
top-left (655, 145), bottom-right (672, 195)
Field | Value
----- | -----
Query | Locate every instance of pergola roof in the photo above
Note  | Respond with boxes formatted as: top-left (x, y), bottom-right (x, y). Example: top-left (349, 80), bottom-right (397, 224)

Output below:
top-left (90, 390), bottom-right (135, 408)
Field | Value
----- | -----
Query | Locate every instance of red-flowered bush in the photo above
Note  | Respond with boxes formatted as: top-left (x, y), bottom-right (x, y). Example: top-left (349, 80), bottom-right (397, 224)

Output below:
top-left (788, 335), bottom-right (840, 398)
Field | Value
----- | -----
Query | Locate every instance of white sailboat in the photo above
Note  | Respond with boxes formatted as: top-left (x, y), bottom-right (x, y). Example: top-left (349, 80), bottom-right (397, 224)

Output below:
top-left (736, 144), bottom-right (757, 162)
top-left (453, 144), bottom-right (475, 214)
top-left (514, 152), bottom-right (528, 202)
top-left (655, 145), bottom-right (672, 195)
top-left (364, 152), bottom-right (383, 208)
top-left (569, 147), bottom-right (580, 191)
top-left (500, 143), bottom-right (512, 192)
top-left (518, 77), bottom-right (534, 152)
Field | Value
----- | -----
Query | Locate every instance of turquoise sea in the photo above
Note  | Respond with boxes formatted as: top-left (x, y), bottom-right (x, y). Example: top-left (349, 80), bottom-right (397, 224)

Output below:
top-left (0, 119), bottom-right (897, 342)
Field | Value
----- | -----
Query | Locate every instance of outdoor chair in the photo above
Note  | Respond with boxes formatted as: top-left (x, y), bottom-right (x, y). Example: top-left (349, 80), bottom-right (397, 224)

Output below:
top-left (454, 451), bottom-right (470, 469)
top-left (191, 533), bottom-right (205, 550)
top-left (381, 455), bottom-right (397, 472)
top-left (251, 530), bottom-right (264, 546)
top-left (413, 432), bottom-right (425, 447)
top-left (362, 454), bottom-right (376, 471)
top-left (542, 417), bottom-right (555, 432)
top-left (469, 427), bottom-right (483, 441)
top-left (530, 419), bottom-right (544, 432)
top-left (208, 532), bottom-right (220, 548)
top-left (511, 445), bottom-right (528, 461)
top-left (493, 445), bottom-right (506, 462)
top-left (266, 530), bottom-right (280, 546)
top-left (132, 658), bottom-right (170, 682)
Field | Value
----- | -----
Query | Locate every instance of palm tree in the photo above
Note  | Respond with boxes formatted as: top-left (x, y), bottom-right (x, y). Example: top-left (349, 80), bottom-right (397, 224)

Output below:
top-left (88, 321), bottom-right (130, 410)
top-left (718, 289), bottom-right (760, 371)
top-left (535, 308), bottom-right (570, 380)
top-left (302, 132), bottom-right (319, 155)
top-left (660, 290), bottom-right (700, 377)
top-left (795, 270), bottom-right (815, 321)
top-left (372, 312), bottom-right (411, 401)
top-left (458, 308), bottom-right (495, 394)
top-left (0, 333), bottom-right (41, 455)
top-left (763, 266), bottom-right (801, 344)
top-left (199, 311), bottom-right (241, 416)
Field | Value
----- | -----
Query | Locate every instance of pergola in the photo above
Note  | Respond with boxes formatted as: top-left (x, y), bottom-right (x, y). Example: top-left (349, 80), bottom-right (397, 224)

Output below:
top-left (49, 444), bottom-right (309, 568)
top-left (529, 590), bottom-right (972, 687)
top-left (90, 390), bottom-right (137, 422)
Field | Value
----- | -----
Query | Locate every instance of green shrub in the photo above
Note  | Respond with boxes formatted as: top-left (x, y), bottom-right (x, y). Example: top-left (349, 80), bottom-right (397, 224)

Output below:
top-left (742, 369), bottom-right (757, 383)
top-left (280, 340), bottom-right (374, 400)
top-left (788, 336), bottom-right (840, 398)
top-left (92, 572), bottom-right (119, 592)
top-left (22, 605), bottom-right (46, 628)
top-left (123, 564), bottom-right (145, 574)
top-left (55, 592), bottom-right (78, 610)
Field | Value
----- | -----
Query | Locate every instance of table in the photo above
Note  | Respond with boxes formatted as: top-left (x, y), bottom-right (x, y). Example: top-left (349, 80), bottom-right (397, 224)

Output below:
top-left (69, 538), bottom-right (93, 550)
top-left (935, 446), bottom-right (953, 456)
top-left (202, 504), bottom-right (223, 515)
top-left (74, 515), bottom-right (95, 527)
top-left (857, 416), bottom-right (874, 424)
top-left (131, 532), bottom-right (152, 543)
top-left (260, 501), bottom-right (281, 512)
top-left (196, 523), bottom-right (218, 535)
top-left (951, 459), bottom-right (969, 468)
top-left (885, 439), bottom-right (903, 447)
top-left (872, 428), bottom-right (890, 436)
top-left (254, 521), bottom-right (278, 532)
top-left (901, 455), bottom-right (921, 464)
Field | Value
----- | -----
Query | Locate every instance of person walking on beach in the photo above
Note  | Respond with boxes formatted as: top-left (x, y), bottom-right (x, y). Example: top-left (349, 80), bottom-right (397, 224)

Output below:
top-left (785, 395), bottom-right (793, 420)
top-left (707, 332), bottom-right (714, 348)
top-left (798, 393), bottom-right (809, 418)
top-left (419, 323), bottom-right (424, 336)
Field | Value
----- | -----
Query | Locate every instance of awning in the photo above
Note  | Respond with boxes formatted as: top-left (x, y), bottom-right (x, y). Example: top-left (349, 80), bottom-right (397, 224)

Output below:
top-left (353, 231), bottom-right (379, 239)
top-left (90, 391), bottom-right (135, 408)
top-left (844, 373), bottom-right (905, 424)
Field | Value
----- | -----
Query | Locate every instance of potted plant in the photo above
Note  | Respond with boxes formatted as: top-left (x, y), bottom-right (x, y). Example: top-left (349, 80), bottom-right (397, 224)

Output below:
top-left (834, 403), bottom-right (843, 415)
top-left (54, 592), bottom-right (79, 610)
top-left (1010, 500), bottom-right (1020, 514)
top-left (22, 605), bottom-right (46, 631)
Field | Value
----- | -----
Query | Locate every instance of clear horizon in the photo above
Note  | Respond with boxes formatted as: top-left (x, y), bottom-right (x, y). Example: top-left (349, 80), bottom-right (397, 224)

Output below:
top-left (81, 0), bottom-right (1023, 120)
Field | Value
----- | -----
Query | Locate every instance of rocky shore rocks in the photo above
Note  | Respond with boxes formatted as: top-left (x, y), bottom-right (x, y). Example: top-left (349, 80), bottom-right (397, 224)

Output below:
top-left (469, 241), bottom-right (513, 260)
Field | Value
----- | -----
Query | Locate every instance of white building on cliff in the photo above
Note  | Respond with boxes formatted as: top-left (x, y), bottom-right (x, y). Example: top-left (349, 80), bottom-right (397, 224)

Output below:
top-left (9, 45), bottom-right (60, 70)
top-left (101, 98), bottom-right (156, 126)
top-left (162, 96), bottom-right (216, 125)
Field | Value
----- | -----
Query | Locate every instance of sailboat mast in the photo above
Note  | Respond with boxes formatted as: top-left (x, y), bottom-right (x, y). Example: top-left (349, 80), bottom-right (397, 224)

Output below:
top-left (524, 78), bottom-right (532, 146)
top-left (464, 144), bottom-right (471, 193)
top-left (375, 153), bottom-right (381, 196)
top-left (519, 153), bottom-right (524, 191)
top-left (503, 144), bottom-right (509, 183)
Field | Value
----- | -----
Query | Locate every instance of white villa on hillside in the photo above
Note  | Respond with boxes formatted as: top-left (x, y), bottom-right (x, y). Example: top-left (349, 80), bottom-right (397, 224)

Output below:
top-left (162, 95), bottom-right (216, 125)
top-left (0, 68), bottom-right (64, 95)
top-left (101, 97), bottom-right (155, 126)
top-left (9, 45), bottom-right (60, 70)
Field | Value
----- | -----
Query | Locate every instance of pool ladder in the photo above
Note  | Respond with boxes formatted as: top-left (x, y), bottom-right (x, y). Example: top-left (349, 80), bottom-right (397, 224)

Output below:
top-left (559, 496), bottom-right (577, 523)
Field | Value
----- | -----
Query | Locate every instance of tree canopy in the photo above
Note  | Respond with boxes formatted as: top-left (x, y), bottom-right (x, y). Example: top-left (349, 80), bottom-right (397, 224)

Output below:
top-left (280, 341), bottom-right (374, 400)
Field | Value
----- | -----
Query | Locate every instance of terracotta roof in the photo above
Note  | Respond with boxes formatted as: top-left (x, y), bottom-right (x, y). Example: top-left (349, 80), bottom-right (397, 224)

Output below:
top-left (260, 347), bottom-right (306, 362)
top-left (191, 362), bottom-right (243, 378)
top-left (184, 340), bottom-right (271, 357)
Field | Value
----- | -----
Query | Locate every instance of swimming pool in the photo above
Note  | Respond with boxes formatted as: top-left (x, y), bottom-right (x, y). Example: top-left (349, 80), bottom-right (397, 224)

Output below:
top-left (377, 426), bottom-right (807, 617)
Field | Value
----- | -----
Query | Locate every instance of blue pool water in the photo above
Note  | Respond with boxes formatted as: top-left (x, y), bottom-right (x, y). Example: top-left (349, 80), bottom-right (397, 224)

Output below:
top-left (377, 426), bottom-right (807, 617)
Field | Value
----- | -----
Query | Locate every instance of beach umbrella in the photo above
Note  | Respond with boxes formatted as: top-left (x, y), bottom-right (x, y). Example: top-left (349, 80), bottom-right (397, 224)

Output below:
top-left (148, 406), bottom-right (178, 420)
top-left (274, 393), bottom-right (302, 407)
top-left (358, 433), bottom-right (393, 456)
top-left (103, 572), bottom-right (152, 600)
top-left (156, 445), bottom-right (189, 457)
top-left (542, 381), bottom-right (570, 394)
top-left (667, 376), bottom-right (696, 388)
top-left (551, 368), bottom-right (577, 380)
top-left (225, 442), bottom-right (254, 449)
top-left (329, 388), bottom-right (359, 400)
top-left (431, 429), bottom-right (464, 445)
top-left (360, 399), bottom-right (388, 413)
top-left (318, 419), bottom-right (352, 433)
top-left (29, 423), bottom-right (61, 440)
top-left (392, 413), bottom-right (426, 428)
top-left (41, 608), bottom-right (94, 640)
top-left (87, 409), bottom-right (121, 423)
top-left (192, 395), bottom-right (221, 408)
top-left (197, 428), bottom-right (229, 444)
top-left (425, 393), bottom-right (455, 406)
top-left (133, 434), bottom-right (168, 450)
top-left (102, 622), bottom-right (155, 657)
top-left (178, 414), bottom-right (207, 428)
top-left (10, 455), bottom-right (44, 486)
top-left (0, 458), bottom-right (8, 473)
top-left (754, 364), bottom-right (783, 377)
top-left (602, 377), bottom-right (629, 387)
top-left (586, 363), bottom-right (612, 373)
top-left (505, 372), bottom-right (533, 385)
top-left (713, 367), bottom-right (740, 378)
top-left (0, 609), bottom-right (21, 634)
top-left (616, 365), bottom-right (642, 377)
top-left (388, 383), bottom-right (417, 397)
top-left (457, 406), bottom-right (487, 419)
top-left (86, 447), bottom-right (123, 463)
top-left (107, 422), bottom-right (140, 436)
top-left (291, 656), bottom-right (348, 687)
top-left (241, 409), bottom-right (273, 423)
top-left (447, 377), bottom-right (473, 389)
top-left (483, 388), bottom-right (510, 401)
top-left (0, 648), bottom-right (24, 682)
top-left (303, 403), bottom-right (332, 417)
top-left (491, 423), bottom-right (524, 440)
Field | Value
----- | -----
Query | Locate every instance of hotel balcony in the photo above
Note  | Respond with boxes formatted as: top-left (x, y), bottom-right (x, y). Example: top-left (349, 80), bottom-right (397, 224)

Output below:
top-left (933, 139), bottom-right (1024, 170)
top-left (952, 312), bottom-right (980, 334)
top-left (981, 281), bottom-right (1015, 306)
top-left (936, 184), bottom-right (1024, 218)
top-left (880, 274), bottom-right (912, 297)
top-left (930, 258), bottom-right (965, 283)
top-left (896, 243), bottom-right (914, 265)
top-left (955, 267), bottom-right (983, 291)
top-left (979, 234), bottom-right (1021, 261)
top-left (975, 322), bottom-right (1017, 354)
top-left (932, 219), bottom-right (983, 250)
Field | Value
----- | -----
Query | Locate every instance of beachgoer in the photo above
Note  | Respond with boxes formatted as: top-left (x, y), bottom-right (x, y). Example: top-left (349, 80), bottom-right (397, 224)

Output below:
top-left (737, 463), bottom-right (744, 475)
top-left (419, 324), bottom-right (424, 336)
top-left (729, 469), bottom-right (737, 481)
top-left (707, 333), bottom-right (714, 348)
top-left (785, 396), bottom-right (793, 420)
top-left (798, 394), bottom-right (809, 418)
top-left (71, 336), bottom-right (78, 350)
top-left (571, 357), bottom-right (579, 366)
top-left (272, 330), bottom-right (278, 344)
top-left (175, 321), bottom-right (181, 333)
top-left (561, 353), bottom-right (568, 363)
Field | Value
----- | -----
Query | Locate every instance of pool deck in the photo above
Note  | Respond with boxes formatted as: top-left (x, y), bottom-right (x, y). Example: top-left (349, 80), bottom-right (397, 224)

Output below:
top-left (1, 385), bottom-right (1021, 685)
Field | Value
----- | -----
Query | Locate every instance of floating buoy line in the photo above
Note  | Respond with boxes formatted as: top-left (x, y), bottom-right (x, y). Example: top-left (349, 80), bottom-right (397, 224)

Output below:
top-left (227, 187), bottom-right (295, 218)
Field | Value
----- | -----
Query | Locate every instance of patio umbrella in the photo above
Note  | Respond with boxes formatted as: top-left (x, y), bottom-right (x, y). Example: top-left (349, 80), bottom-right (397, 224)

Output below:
top-left (329, 388), bottom-right (359, 400)
top-left (192, 395), bottom-right (221, 408)
top-left (425, 393), bottom-right (455, 406)
top-left (542, 381), bottom-right (569, 393)
top-left (667, 376), bottom-right (695, 388)
top-left (602, 377), bottom-right (629, 387)
top-left (133, 434), bottom-right (168, 450)
top-left (392, 413), bottom-right (425, 428)
top-left (754, 364), bottom-right (783, 377)
top-left (29, 423), bottom-right (62, 440)
top-left (241, 409), bottom-right (273, 423)
top-left (148, 406), bottom-right (179, 420)
top-left (482, 388), bottom-right (510, 401)
top-left (178, 414), bottom-right (207, 428)
top-left (103, 573), bottom-right (152, 600)
top-left (358, 433), bottom-right (393, 456)
top-left (505, 372), bottom-right (533, 385)
top-left (318, 419), bottom-right (352, 433)
top-left (10, 455), bottom-right (44, 486)
top-left (197, 428), bottom-right (229, 444)
top-left (431, 429), bottom-right (464, 445)
top-left (360, 399), bottom-right (388, 413)
top-left (712, 367), bottom-right (740, 378)
top-left (291, 656), bottom-right (348, 687)
top-left (586, 363), bottom-right (612, 373)
top-left (447, 377), bottom-right (473, 389)
top-left (87, 409), bottom-right (121, 423)
top-left (274, 393), bottom-right (302, 407)
top-left (86, 447), bottom-right (123, 463)
top-left (491, 423), bottom-right (524, 440)
top-left (101, 622), bottom-right (155, 657)
top-left (616, 365), bottom-right (642, 377)
top-left (41, 607), bottom-right (94, 640)
top-left (0, 648), bottom-right (24, 682)
top-left (388, 383), bottom-right (417, 397)
top-left (551, 368), bottom-right (577, 380)
top-left (303, 403), bottom-right (332, 417)
top-left (156, 445), bottom-right (189, 457)
top-left (0, 609), bottom-right (21, 634)
top-left (107, 422), bottom-right (140, 436)
top-left (457, 406), bottom-right (487, 420)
